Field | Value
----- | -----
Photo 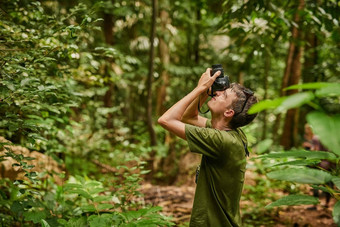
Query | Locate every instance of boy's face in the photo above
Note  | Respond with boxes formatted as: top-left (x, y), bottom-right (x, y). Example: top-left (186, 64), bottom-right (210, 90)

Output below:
top-left (207, 88), bottom-right (237, 117)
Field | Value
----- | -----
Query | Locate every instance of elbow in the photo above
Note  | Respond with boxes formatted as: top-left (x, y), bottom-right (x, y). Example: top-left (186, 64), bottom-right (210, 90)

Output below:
top-left (158, 116), bottom-right (166, 127)
top-left (181, 116), bottom-right (189, 124)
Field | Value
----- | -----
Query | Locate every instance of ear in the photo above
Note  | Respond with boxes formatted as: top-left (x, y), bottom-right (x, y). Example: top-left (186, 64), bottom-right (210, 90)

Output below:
top-left (224, 109), bottom-right (234, 118)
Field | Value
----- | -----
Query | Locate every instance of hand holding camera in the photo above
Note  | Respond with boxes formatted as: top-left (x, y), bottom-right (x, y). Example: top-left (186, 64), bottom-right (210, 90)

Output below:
top-left (197, 64), bottom-right (230, 113)
top-left (209, 64), bottom-right (230, 96)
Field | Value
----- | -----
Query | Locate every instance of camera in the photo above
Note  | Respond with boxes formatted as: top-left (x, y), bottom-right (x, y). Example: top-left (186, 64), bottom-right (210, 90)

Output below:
top-left (211, 64), bottom-right (230, 94)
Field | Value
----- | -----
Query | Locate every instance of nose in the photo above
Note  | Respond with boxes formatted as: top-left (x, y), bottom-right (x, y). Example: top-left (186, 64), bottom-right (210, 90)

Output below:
top-left (215, 91), bottom-right (224, 96)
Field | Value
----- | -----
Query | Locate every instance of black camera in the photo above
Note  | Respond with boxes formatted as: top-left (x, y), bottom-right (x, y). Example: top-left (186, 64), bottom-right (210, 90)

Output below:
top-left (210, 64), bottom-right (230, 95)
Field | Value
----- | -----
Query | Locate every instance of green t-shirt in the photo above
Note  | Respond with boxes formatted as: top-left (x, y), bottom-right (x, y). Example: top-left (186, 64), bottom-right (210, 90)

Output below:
top-left (185, 120), bottom-right (247, 227)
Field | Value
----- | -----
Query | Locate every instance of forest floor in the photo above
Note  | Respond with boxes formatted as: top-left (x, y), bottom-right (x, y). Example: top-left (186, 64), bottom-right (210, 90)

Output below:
top-left (140, 183), bottom-right (337, 227)
top-left (140, 153), bottom-right (337, 227)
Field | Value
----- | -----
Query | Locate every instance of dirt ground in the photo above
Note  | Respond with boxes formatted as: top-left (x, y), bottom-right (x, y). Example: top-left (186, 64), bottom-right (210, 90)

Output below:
top-left (139, 182), bottom-right (337, 226)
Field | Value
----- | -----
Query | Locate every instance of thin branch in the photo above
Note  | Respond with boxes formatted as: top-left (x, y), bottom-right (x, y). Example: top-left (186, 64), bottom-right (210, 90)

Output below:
top-left (0, 49), bottom-right (28, 51)
top-left (0, 6), bottom-right (9, 16)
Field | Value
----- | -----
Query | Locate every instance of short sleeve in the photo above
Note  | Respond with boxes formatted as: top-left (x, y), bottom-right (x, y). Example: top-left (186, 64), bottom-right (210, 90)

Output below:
top-left (185, 124), bottom-right (225, 159)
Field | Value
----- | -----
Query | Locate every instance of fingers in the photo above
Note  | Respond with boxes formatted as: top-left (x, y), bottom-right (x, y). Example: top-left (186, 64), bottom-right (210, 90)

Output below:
top-left (205, 68), bottom-right (211, 75)
top-left (198, 68), bottom-right (221, 90)
top-left (212, 70), bottom-right (221, 79)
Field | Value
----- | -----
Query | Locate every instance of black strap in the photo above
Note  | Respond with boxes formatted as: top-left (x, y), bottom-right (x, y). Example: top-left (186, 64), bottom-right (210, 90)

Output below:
top-left (198, 90), bottom-right (215, 114)
top-left (197, 92), bottom-right (209, 114)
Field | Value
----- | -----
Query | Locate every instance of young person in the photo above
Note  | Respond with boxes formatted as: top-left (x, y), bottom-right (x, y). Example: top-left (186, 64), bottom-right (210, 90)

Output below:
top-left (158, 68), bottom-right (258, 226)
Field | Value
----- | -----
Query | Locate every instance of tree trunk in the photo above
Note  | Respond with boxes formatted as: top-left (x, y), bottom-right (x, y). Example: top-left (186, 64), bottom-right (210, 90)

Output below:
top-left (156, 7), bottom-right (170, 116)
top-left (238, 71), bottom-right (244, 85)
top-left (194, 1), bottom-right (201, 64)
top-left (261, 51), bottom-right (270, 140)
top-left (298, 22), bottom-right (318, 140)
top-left (146, 0), bottom-right (158, 147)
top-left (103, 10), bottom-right (115, 129)
top-left (279, 0), bottom-right (305, 149)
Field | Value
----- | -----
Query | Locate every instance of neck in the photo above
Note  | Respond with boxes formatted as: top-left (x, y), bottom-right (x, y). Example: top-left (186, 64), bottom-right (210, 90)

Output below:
top-left (211, 117), bottom-right (232, 131)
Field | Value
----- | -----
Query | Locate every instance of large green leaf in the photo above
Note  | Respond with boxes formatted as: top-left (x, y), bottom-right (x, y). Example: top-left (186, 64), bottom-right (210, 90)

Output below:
top-left (255, 139), bottom-right (273, 154)
top-left (307, 112), bottom-right (340, 156)
top-left (275, 92), bottom-right (315, 113)
top-left (332, 177), bottom-right (340, 190)
top-left (266, 194), bottom-right (319, 209)
top-left (248, 97), bottom-right (286, 114)
top-left (316, 83), bottom-right (340, 98)
top-left (267, 168), bottom-right (333, 184)
top-left (284, 82), bottom-right (331, 90)
top-left (333, 201), bottom-right (340, 225)
top-left (272, 159), bottom-right (320, 167)
top-left (259, 150), bottom-right (337, 160)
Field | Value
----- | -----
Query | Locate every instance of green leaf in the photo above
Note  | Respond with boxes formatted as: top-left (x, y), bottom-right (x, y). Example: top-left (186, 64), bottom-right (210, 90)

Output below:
top-left (307, 112), bottom-right (340, 156)
top-left (140, 170), bottom-right (151, 175)
top-left (41, 219), bottom-right (51, 227)
top-left (284, 82), bottom-right (331, 90)
top-left (81, 204), bottom-right (96, 212)
top-left (122, 210), bottom-right (142, 222)
top-left (316, 83), bottom-right (340, 98)
top-left (144, 206), bottom-right (163, 214)
top-left (275, 92), bottom-right (315, 113)
top-left (93, 195), bottom-right (112, 202)
top-left (272, 159), bottom-right (320, 167)
top-left (333, 201), bottom-right (340, 225)
top-left (89, 187), bottom-right (105, 194)
top-left (259, 150), bottom-right (337, 160)
top-left (63, 183), bottom-right (82, 190)
top-left (332, 177), bottom-right (340, 190)
top-left (88, 214), bottom-right (115, 227)
top-left (23, 210), bottom-right (47, 224)
top-left (68, 189), bottom-right (92, 199)
top-left (267, 168), bottom-right (333, 184)
top-left (63, 217), bottom-right (87, 226)
top-left (85, 181), bottom-right (102, 188)
top-left (248, 97), bottom-right (286, 114)
top-left (97, 203), bottom-right (114, 210)
top-left (265, 194), bottom-right (319, 209)
top-left (255, 139), bottom-right (273, 154)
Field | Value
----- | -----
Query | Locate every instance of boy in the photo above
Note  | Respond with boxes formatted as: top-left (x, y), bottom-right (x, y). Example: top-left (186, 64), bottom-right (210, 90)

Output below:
top-left (158, 68), bottom-right (258, 226)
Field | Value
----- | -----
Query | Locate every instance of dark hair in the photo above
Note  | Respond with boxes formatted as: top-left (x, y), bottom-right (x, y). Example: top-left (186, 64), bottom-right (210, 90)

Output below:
top-left (229, 83), bottom-right (258, 129)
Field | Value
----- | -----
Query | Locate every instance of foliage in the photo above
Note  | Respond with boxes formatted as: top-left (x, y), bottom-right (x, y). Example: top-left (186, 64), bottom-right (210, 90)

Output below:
top-left (241, 156), bottom-right (305, 226)
top-left (250, 82), bottom-right (340, 224)
top-left (265, 194), bottom-right (319, 209)
top-left (0, 174), bottom-right (174, 226)
top-left (0, 0), bottom-right (339, 225)
top-left (0, 1), bottom-right (174, 226)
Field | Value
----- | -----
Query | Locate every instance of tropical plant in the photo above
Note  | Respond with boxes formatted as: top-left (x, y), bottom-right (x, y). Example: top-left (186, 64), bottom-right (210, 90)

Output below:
top-left (249, 82), bottom-right (340, 224)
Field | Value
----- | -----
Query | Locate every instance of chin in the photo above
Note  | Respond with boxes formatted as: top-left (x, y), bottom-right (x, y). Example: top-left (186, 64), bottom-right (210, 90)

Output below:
top-left (207, 101), bottom-right (212, 109)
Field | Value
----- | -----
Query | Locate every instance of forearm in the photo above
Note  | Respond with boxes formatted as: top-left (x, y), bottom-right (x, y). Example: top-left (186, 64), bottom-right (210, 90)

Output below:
top-left (158, 86), bottom-right (206, 139)
top-left (182, 91), bottom-right (209, 126)
top-left (158, 67), bottom-right (220, 139)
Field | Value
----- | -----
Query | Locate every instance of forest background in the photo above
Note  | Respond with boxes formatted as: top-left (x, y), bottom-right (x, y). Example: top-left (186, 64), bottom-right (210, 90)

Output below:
top-left (0, 0), bottom-right (339, 226)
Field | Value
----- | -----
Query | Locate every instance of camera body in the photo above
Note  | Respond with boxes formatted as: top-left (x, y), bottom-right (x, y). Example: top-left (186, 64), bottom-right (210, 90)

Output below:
top-left (211, 64), bottom-right (230, 93)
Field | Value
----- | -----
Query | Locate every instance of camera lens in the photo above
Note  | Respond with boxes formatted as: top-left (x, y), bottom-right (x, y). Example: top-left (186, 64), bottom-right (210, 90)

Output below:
top-left (211, 64), bottom-right (224, 78)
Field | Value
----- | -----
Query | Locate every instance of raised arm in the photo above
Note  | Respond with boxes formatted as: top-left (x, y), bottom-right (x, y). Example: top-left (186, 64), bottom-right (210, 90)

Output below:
top-left (181, 90), bottom-right (209, 127)
top-left (158, 68), bottom-right (220, 139)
